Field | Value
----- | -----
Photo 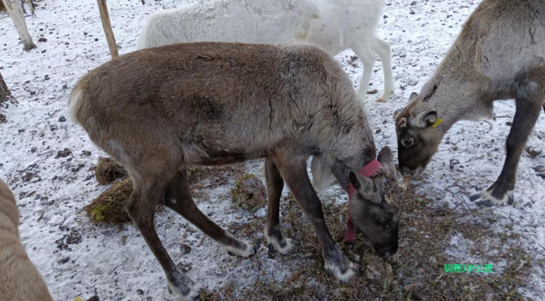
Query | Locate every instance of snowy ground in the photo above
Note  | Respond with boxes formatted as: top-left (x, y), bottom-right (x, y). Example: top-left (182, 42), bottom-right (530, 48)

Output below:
top-left (1, 0), bottom-right (544, 300)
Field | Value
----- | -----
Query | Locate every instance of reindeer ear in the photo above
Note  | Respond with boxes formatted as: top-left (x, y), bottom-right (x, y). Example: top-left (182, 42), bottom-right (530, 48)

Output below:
top-left (350, 171), bottom-right (375, 191)
top-left (350, 171), bottom-right (381, 204)
top-left (377, 146), bottom-right (393, 165)
top-left (423, 111), bottom-right (437, 127)
top-left (413, 110), bottom-right (437, 128)
top-left (393, 108), bottom-right (403, 120)
top-left (409, 92), bottom-right (419, 102)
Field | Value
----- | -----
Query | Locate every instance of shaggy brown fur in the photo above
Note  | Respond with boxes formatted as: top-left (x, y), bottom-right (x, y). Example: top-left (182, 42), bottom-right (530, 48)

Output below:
top-left (69, 42), bottom-right (400, 300)
top-left (0, 178), bottom-right (100, 301)
top-left (0, 177), bottom-right (53, 301)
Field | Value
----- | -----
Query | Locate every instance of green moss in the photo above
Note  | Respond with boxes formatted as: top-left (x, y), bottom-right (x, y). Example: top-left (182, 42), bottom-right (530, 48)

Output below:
top-left (85, 178), bottom-right (133, 224)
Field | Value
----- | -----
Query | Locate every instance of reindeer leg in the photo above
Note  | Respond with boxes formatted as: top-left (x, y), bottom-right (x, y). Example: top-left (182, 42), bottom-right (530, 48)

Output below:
top-left (352, 44), bottom-right (376, 105)
top-left (264, 159), bottom-right (297, 257)
top-left (127, 177), bottom-right (201, 301)
top-left (164, 169), bottom-right (256, 258)
top-left (369, 36), bottom-right (395, 102)
top-left (276, 157), bottom-right (358, 282)
top-left (471, 67), bottom-right (545, 206)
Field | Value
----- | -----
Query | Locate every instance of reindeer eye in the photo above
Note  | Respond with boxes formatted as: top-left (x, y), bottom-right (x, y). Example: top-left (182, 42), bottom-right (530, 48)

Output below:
top-left (401, 138), bottom-right (415, 148)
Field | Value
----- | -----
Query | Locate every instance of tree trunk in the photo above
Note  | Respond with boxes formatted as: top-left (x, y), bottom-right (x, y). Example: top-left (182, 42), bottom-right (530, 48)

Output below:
top-left (97, 0), bottom-right (118, 59)
top-left (0, 72), bottom-right (14, 123)
top-left (2, 0), bottom-right (36, 51)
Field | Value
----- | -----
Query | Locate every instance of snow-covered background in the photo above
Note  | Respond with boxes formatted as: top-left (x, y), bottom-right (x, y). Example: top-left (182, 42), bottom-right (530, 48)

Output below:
top-left (1, 0), bottom-right (544, 300)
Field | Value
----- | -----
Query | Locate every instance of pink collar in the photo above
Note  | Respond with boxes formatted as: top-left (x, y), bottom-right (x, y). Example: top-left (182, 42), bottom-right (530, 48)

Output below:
top-left (344, 159), bottom-right (382, 243)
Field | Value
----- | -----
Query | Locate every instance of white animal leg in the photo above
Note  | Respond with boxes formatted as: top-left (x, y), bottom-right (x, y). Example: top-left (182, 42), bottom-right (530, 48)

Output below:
top-left (352, 44), bottom-right (376, 106)
top-left (370, 36), bottom-right (395, 102)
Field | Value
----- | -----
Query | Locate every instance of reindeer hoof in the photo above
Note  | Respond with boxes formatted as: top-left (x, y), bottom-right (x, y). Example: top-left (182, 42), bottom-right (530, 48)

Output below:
top-left (470, 190), bottom-right (514, 207)
top-left (325, 258), bottom-right (359, 282)
top-left (267, 243), bottom-right (276, 258)
top-left (222, 240), bottom-right (257, 258)
top-left (167, 272), bottom-right (201, 301)
top-left (266, 236), bottom-right (298, 255)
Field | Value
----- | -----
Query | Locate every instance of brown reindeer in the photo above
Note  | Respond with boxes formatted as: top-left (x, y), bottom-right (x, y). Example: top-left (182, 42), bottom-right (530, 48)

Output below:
top-left (69, 42), bottom-right (400, 300)
top-left (395, 0), bottom-right (545, 207)
top-left (0, 177), bottom-right (99, 301)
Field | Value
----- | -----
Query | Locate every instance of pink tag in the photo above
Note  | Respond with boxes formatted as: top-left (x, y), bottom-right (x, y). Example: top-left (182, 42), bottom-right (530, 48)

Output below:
top-left (344, 159), bottom-right (382, 243)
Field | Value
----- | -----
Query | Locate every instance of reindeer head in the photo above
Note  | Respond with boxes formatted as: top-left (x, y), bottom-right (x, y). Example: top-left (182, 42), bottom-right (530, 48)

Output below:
top-left (347, 147), bottom-right (400, 257)
top-left (394, 92), bottom-right (444, 178)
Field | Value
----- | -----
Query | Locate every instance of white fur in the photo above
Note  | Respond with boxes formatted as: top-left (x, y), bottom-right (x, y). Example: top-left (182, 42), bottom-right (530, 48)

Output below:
top-left (136, 0), bottom-right (394, 103)
top-left (310, 155), bottom-right (333, 192)
top-left (473, 190), bottom-right (514, 206)
top-left (266, 235), bottom-right (296, 255)
top-left (220, 233), bottom-right (255, 257)
top-left (68, 87), bottom-right (84, 125)
top-left (325, 260), bottom-right (357, 282)
top-left (221, 241), bottom-right (255, 257)
top-left (167, 279), bottom-right (201, 301)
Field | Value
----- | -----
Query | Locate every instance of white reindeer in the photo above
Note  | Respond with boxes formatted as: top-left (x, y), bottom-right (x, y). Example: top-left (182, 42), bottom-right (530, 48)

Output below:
top-left (136, 0), bottom-right (395, 103)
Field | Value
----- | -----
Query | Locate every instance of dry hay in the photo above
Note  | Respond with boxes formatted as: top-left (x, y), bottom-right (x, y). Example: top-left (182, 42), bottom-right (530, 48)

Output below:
top-left (95, 157), bottom-right (126, 185)
top-left (202, 186), bottom-right (533, 301)
top-left (84, 177), bottom-right (167, 224)
top-left (231, 174), bottom-right (267, 213)
top-left (188, 164), bottom-right (246, 186)
top-left (85, 163), bottom-right (246, 225)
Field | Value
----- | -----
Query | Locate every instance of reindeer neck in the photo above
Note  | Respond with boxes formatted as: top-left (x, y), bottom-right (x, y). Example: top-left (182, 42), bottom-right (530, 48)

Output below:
top-left (340, 108), bottom-right (377, 168)
top-left (419, 42), bottom-right (491, 133)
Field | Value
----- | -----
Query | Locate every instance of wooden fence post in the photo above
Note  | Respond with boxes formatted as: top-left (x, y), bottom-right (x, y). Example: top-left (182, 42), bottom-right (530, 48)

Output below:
top-left (97, 0), bottom-right (119, 59)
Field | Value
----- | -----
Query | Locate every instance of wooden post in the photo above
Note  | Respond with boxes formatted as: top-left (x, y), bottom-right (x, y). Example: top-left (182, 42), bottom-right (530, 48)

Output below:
top-left (97, 0), bottom-right (118, 59)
